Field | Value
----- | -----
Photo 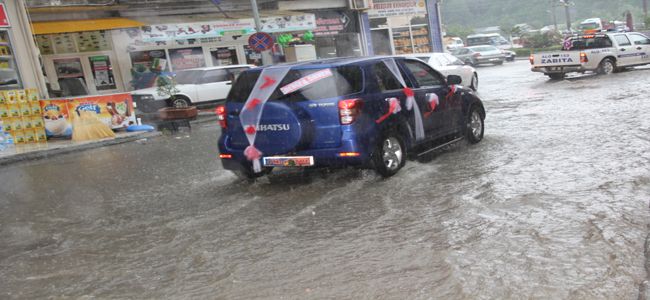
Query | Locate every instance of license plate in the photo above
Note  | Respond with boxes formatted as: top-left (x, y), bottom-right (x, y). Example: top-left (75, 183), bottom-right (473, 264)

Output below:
top-left (263, 156), bottom-right (314, 167)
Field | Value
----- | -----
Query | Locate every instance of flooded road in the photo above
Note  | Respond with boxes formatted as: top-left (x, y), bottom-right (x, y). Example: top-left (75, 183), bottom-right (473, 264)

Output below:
top-left (1, 60), bottom-right (649, 299)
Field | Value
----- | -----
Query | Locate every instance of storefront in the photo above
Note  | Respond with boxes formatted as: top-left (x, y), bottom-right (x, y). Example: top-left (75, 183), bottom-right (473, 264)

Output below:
top-left (311, 10), bottom-right (362, 59)
top-left (366, 0), bottom-right (441, 55)
top-left (32, 18), bottom-right (145, 97)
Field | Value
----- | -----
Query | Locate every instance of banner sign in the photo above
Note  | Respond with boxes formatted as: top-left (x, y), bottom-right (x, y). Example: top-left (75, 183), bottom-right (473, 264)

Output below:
top-left (313, 10), bottom-right (357, 36)
top-left (140, 14), bottom-right (316, 42)
top-left (40, 93), bottom-right (136, 139)
top-left (367, 0), bottom-right (427, 18)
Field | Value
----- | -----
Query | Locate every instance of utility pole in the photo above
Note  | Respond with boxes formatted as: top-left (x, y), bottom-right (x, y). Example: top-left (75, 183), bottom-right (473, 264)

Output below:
top-left (561, 0), bottom-right (572, 32)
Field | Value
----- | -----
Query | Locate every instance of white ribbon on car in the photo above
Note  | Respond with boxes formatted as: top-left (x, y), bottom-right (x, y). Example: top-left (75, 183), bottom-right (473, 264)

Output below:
top-left (380, 58), bottom-right (425, 141)
top-left (239, 66), bottom-right (292, 173)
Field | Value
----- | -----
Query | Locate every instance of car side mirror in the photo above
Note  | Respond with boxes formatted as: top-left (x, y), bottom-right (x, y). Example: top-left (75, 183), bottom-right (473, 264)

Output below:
top-left (447, 75), bottom-right (462, 85)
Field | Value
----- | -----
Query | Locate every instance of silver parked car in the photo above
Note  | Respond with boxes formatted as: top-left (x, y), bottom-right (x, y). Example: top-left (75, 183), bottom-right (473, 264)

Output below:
top-left (400, 52), bottom-right (479, 91)
top-left (452, 46), bottom-right (506, 66)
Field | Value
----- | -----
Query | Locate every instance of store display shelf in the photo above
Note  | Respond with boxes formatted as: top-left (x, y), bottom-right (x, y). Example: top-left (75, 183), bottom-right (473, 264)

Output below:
top-left (0, 68), bottom-right (15, 72)
top-left (0, 42), bottom-right (9, 46)
top-left (0, 55), bottom-right (13, 60)
top-left (0, 84), bottom-right (21, 89)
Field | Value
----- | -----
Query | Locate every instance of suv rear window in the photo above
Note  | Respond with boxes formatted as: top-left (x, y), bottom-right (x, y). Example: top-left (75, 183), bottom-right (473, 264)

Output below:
top-left (229, 66), bottom-right (363, 102)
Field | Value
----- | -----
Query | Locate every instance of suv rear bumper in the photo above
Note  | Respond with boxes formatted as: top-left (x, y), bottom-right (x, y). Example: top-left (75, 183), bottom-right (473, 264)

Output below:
top-left (218, 135), bottom-right (373, 170)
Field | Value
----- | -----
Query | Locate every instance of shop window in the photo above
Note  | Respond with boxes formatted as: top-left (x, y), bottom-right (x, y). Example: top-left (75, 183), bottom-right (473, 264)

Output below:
top-left (210, 47), bottom-right (238, 66)
top-left (169, 47), bottom-right (205, 71)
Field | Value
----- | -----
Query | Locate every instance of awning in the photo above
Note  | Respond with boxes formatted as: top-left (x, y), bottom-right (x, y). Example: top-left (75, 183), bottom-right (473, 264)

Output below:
top-left (32, 18), bottom-right (145, 35)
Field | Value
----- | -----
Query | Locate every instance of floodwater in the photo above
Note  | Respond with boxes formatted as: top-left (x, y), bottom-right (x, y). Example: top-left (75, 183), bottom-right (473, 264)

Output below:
top-left (1, 60), bottom-right (649, 299)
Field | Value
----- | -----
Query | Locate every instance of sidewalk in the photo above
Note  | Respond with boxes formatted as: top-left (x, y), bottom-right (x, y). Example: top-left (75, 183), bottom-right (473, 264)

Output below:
top-left (0, 111), bottom-right (218, 166)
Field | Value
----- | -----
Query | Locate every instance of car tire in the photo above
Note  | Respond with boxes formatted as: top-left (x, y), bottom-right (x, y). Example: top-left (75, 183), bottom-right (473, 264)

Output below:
top-left (547, 73), bottom-right (565, 80)
top-left (170, 96), bottom-right (191, 108)
top-left (495, 60), bottom-right (504, 65)
top-left (466, 106), bottom-right (484, 144)
top-left (373, 131), bottom-right (406, 178)
top-left (470, 73), bottom-right (479, 91)
top-left (597, 58), bottom-right (615, 75)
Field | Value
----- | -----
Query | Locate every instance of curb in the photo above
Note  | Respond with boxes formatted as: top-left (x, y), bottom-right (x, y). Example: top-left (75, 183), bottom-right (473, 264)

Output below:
top-left (0, 131), bottom-right (162, 167)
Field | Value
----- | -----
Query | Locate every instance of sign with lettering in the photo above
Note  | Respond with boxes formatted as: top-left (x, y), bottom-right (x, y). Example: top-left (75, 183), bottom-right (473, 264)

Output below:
top-left (367, 0), bottom-right (427, 18)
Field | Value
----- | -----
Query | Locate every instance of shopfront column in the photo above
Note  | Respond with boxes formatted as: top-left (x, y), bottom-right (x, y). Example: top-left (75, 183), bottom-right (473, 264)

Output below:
top-left (2, 0), bottom-right (48, 97)
top-left (426, 0), bottom-right (444, 53)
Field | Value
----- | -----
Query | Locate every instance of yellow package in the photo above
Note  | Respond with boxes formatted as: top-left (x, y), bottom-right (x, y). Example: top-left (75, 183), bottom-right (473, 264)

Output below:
top-left (3, 118), bottom-right (12, 131)
top-left (13, 130), bottom-right (25, 144)
top-left (30, 102), bottom-right (41, 115)
top-left (32, 117), bottom-right (43, 128)
top-left (22, 117), bottom-right (32, 129)
top-left (0, 104), bottom-right (8, 118)
top-left (8, 104), bottom-right (20, 117)
top-left (0, 92), bottom-right (5, 104)
top-left (0, 46), bottom-right (9, 56)
top-left (16, 90), bottom-right (26, 103)
top-left (26, 88), bottom-right (40, 102)
top-left (4, 90), bottom-right (16, 104)
top-left (20, 103), bottom-right (31, 116)
top-left (35, 128), bottom-right (47, 142)
top-left (11, 117), bottom-right (22, 130)
top-left (24, 129), bottom-right (35, 143)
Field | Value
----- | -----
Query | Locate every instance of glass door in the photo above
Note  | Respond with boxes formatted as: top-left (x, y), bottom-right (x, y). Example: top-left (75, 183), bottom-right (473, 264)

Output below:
top-left (210, 47), bottom-right (239, 66)
top-left (53, 57), bottom-right (89, 96)
top-left (46, 52), bottom-right (124, 97)
top-left (0, 29), bottom-right (22, 90)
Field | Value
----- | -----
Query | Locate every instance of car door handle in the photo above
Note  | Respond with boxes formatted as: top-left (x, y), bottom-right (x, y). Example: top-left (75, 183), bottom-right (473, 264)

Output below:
top-left (225, 81), bottom-right (232, 85)
top-left (637, 47), bottom-right (643, 50)
top-left (620, 48), bottom-right (626, 51)
top-left (228, 110), bottom-right (240, 116)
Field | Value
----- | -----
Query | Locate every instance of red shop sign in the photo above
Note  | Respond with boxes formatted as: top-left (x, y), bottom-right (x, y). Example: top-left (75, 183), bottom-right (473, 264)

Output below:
top-left (0, 4), bottom-right (9, 28)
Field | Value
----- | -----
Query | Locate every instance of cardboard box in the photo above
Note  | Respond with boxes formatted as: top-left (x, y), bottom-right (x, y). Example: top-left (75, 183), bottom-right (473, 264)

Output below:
top-left (35, 128), bottom-right (47, 142)
top-left (0, 104), bottom-right (8, 118)
top-left (26, 88), bottom-right (39, 102)
top-left (8, 104), bottom-right (20, 117)
top-left (4, 90), bottom-right (16, 104)
top-left (17, 90), bottom-right (27, 103)
top-left (22, 117), bottom-right (32, 129)
top-left (13, 130), bottom-right (25, 144)
top-left (24, 129), bottom-right (35, 143)
top-left (20, 103), bottom-right (31, 116)
top-left (32, 117), bottom-right (43, 128)
top-left (30, 102), bottom-right (41, 115)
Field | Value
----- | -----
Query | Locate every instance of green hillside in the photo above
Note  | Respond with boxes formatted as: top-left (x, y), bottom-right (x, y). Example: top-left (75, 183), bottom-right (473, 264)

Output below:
top-left (440, 0), bottom-right (646, 29)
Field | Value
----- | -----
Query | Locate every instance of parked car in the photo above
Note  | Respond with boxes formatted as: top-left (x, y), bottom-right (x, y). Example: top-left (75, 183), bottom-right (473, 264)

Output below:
top-left (444, 37), bottom-right (465, 51)
top-left (452, 46), bottom-right (506, 66)
top-left (400, 52), bottom-right (479, 91)
top-left (217, 57), bottom-right (486, 179)
top-left (502, 49), bottom-right (516, 62)
top-left (466, 33), bottom-right (511, 49)
top-left (131, 65), bottom-right (253, 111)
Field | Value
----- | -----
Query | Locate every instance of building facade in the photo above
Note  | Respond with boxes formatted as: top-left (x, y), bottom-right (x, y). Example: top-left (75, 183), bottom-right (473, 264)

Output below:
top-left (4, 0), bottom-right (444, 98)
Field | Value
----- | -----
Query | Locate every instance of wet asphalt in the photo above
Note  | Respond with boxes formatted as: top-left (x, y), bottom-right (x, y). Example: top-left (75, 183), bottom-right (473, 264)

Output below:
top-left (0, 60), bottom-right (649, 299)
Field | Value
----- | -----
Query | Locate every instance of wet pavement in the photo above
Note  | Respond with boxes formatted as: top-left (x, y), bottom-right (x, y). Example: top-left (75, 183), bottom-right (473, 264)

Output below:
top-left (1, 60), bottom-right (649, 299)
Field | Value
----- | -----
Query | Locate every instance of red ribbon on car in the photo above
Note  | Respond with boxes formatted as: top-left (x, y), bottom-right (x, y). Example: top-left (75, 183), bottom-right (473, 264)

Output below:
top-left (375, 98), bottom-right (402, 124)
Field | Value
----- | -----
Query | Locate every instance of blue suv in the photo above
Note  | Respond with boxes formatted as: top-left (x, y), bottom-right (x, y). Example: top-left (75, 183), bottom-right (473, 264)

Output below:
top-left (217, 56), bottom-right (485, 179)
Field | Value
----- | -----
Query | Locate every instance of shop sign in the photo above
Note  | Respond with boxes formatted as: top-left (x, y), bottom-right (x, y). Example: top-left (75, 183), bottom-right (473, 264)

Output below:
top-left (140, 14), bottom-right (315, 42)
top-left (0, 4), bottom-right (10, 28)
top-left (367, 0), bottom-right (427, 18)
top-left (313, 11), bottom-right (357, 37)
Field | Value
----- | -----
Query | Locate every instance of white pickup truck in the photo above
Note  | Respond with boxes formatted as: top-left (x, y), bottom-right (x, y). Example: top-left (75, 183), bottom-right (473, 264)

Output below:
top-left (530, 32), bottom-right (650, 79)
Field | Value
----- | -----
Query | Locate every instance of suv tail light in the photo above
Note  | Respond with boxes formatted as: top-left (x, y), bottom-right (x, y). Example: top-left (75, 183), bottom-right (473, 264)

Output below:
top-left (338, 99), bottom-right (362, 125)
top-left (215, 105), bottom-right (227, 128)
top-left (529, 55), bottom-right (534, 65)
top-left (580, 52), bottom-right (588, 63)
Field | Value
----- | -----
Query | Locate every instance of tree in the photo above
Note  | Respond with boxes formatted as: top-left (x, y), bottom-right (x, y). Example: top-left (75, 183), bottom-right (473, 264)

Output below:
top-left (445, 25), bottom-right (474, 39)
